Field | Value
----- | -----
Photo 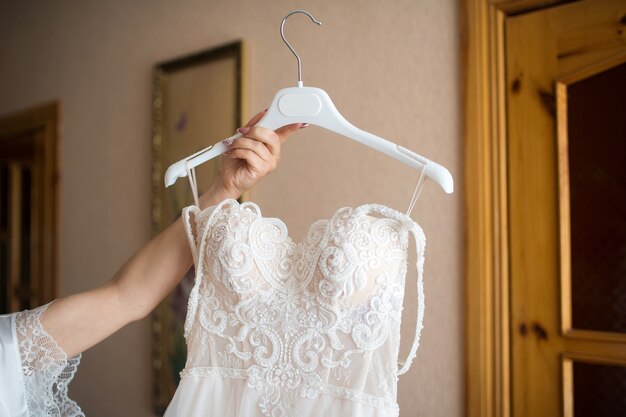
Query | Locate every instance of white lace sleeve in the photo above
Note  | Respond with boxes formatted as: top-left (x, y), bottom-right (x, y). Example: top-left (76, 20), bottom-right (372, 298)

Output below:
top-left (14, 301), bottom-right (85, 417)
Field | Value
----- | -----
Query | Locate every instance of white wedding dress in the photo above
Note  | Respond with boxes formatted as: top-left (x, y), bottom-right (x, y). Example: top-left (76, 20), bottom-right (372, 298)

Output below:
top-left (164, 172), bottom-right (427, 417)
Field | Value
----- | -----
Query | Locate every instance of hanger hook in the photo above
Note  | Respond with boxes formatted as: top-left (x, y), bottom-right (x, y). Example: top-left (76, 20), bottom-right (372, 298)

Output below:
top-left (280, 10), bottom-right (322, 87)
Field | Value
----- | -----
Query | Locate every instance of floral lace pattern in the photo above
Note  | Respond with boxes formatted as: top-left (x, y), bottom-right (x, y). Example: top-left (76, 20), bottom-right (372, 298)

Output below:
top-left (179, 198), bottom-right (426, 417)
top-left (15, 302), bottom-right (84, 417)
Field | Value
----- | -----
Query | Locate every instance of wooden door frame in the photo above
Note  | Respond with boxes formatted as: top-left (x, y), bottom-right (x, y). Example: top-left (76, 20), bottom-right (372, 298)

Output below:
top-left (461, 1), bottom-right (575, 417)
top-left (0, 102), bottom-right (60, 309)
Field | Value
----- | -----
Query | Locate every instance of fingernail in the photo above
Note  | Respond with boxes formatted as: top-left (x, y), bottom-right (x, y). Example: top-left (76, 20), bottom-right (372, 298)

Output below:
top-left (300, 123), bottom-right (309, 128)
top-left (237, 126), bottom-right (250, 135)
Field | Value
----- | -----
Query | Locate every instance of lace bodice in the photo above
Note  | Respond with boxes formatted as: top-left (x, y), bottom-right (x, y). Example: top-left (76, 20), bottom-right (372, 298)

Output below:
top-left (164, 198), bottom-right (426, 417)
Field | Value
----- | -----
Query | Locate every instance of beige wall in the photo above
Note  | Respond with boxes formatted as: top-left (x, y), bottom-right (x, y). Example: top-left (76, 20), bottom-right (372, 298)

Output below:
top-left (0, 1), bottom-right (463, 416)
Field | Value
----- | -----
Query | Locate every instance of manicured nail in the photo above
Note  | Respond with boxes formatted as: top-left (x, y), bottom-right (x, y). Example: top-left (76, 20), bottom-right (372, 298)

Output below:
top-left (237, 126), bottom-right (250, 135)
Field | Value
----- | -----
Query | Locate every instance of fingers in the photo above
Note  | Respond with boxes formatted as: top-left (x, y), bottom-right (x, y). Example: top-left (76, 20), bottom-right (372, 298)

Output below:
top-left (226, 148), bottom-right (273, 174)
top-left (238, 108), bottom-right (307, 152)
top-left (239, 125), bottom-right (285, 156)
top-left (227, 126), bottom-right (281, 172)
top-left (228, 136), bottom-right (274, 165)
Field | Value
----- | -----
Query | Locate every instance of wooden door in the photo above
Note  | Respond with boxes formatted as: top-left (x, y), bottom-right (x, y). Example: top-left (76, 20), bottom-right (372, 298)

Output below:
top-left (506, 1), bottom-right (626, 416)
top-left (0, 103), bottom-right (59, 313)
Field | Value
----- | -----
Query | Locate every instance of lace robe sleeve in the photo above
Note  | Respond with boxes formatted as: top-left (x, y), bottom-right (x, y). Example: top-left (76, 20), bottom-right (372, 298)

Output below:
top-left (14, 301), bottom-right (85, 417)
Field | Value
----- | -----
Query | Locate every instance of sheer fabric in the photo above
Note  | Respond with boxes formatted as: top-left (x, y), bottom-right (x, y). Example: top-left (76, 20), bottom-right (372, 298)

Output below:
top-left (0, 302), bottom-right (84, 417)
top-left (164, 198), bottom-right (426, 417)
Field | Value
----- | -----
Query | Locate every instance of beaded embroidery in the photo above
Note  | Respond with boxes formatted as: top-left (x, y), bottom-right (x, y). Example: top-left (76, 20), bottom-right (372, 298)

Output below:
top-left (179, 198), bottom-right (426, 417)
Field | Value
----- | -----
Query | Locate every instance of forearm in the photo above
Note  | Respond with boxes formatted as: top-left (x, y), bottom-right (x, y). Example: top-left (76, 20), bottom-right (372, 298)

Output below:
top-left (41, 184), bottom-right (238, 358)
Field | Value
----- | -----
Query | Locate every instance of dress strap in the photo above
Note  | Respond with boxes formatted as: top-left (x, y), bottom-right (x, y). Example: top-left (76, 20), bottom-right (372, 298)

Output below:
top-left (406, 164), bottom-right (427, 217)
top-left (397, 221), bottom-right (426, 375)
top-left (180, 199), bottom-right (236, 339)
top-left (181, 207), bottom-right (199, 269)
top-left (398, 165), bottom-right (427, 375)
top-left (181, 206), bottom-right (203, 340)
top-left (185, 160), bottom-right (200, 208)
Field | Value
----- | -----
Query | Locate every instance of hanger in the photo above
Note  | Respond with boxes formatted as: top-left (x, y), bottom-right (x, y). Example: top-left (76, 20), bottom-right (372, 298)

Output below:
top-left (164, 10), bottom-right (454, 194)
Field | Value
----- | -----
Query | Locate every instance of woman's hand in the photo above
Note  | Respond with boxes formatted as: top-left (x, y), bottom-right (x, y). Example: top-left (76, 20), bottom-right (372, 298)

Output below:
top-left (212, 109), bottom-right (305, 199)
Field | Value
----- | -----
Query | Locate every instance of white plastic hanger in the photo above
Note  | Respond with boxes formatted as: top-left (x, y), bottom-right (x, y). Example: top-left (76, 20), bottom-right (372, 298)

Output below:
top-left (165, 10), bottom-right (454, 194)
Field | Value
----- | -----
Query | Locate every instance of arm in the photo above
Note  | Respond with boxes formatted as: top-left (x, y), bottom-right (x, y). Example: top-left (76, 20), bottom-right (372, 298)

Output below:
top-left (40, 111), bottom-right (305, 358)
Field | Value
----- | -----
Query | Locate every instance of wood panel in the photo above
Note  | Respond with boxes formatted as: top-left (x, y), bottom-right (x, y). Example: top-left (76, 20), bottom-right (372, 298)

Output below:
top-left (462, 2), bottom-right (510, 416)
top-left (8, 163), bottom-right (22, 311)
top-left (507, 10), bottom-right (563, 416)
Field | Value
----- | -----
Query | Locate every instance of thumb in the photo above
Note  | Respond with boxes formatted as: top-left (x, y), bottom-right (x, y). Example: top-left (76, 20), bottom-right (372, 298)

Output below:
top-left (275, 122), bottom-right (306, 144)
top-left (243, 109), bottom-right (268, 128)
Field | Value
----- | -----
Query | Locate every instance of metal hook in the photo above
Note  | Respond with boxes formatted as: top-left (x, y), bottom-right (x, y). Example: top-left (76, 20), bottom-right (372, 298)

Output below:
top-left (280, 10), bottom-right (322, 87)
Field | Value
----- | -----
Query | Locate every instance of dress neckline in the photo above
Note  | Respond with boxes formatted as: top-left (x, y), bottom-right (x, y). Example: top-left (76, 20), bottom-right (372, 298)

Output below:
top-left (183, 197), bottom-right (422, 240)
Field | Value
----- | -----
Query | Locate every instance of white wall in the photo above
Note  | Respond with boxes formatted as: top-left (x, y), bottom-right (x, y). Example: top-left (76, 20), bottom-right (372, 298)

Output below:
top-left (0, 1), bottom-right (463, 415)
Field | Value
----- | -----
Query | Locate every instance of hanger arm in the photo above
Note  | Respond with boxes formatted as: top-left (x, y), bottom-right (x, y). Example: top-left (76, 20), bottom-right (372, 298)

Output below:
top-left (165, 87), bottom-right (454, 194)
top-left (164, 132), bottom-right (241, 187)
top-left (255, 87), bottom-right (454, 194)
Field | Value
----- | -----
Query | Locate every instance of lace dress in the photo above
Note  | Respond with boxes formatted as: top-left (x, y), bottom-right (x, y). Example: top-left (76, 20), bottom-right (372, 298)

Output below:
top-left (164, 188), bottom-right (427, 416)
top-left (0, 302), bottom-right (84, 417)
